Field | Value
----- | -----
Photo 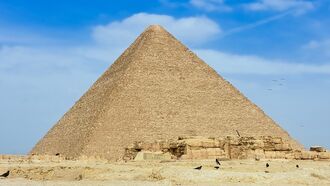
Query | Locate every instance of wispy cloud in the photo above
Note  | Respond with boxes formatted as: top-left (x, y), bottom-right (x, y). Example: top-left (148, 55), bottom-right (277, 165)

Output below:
top-left (189, 0), bottom-right (232, 12)
top-left (223, 11), bottom-right (291, 36)
top-left (244, 0), bottom-right (315, 14)
top-left (303, 39), bottom-right (330, 55)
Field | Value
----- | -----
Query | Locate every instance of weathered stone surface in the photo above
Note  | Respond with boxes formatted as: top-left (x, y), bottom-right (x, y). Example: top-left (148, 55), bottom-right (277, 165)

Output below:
top-left (275, 143), bottom-right (292, 151)
top-left (185, 139), bottom-right (203, 147)
top-left (123, 136), bottom-right (330, 161)
top-left (201, 140), bottom-right (216, 148)
top-left (301, 151), bottom-right (318, 160)
top-left (319, 152), bottom-right (330, 159)
top-left (134, 151), bottom-right (171, 161)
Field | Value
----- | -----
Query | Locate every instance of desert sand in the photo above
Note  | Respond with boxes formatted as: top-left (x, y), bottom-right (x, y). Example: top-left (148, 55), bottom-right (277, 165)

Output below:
top-left (1, 155), bottom-right (330, 186)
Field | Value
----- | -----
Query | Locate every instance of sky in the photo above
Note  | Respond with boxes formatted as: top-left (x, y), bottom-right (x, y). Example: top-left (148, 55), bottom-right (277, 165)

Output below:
top-left (0, 0), bottom-right (329, 154)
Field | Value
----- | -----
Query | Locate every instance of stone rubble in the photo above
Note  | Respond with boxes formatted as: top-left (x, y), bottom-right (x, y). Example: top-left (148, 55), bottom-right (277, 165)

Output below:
top-left (124, 136), bottom-right (330, 161)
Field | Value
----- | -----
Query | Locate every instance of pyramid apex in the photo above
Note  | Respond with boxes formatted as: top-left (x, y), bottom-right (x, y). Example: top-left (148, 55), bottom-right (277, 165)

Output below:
top-left (145, 24), bottom-right (167, 32)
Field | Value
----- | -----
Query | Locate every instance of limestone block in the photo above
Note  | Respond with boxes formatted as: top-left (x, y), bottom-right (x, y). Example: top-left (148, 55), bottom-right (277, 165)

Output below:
top-left (293, 151), bottom-right (303, 160)
top-left (263, 145), bottom-right (275, 151)
top-left (191, 149), bottom-right (202, 159)
top-left (180, 154), bottom-right (192, 160)
top-left (159, 141), bottom-right (170, 149)
top-left (265, 151), bottom-right (276, 159)
top-left (200, 148), bottom-right (208, 158)
top-left (134, 151), bottom-right (172, 161)
top-left (272, 137), bottom-right (283, 144)
top-left (255, 149), bottom-right (266, 159)
top-left (318, 152), bottom-right (330, 159)
top-left (214, 139), bottom-right (225, 148)
top-left (134, 152), bottom-right (144, 161)
top-left (285, 153), bottom-right (295, 159)
top-left (151, 143), bottom-right (161, 151)
top-left (201, 139), bottom-right (216, 148)
top-left (206, 148), bottom-right (223, 157)
top-left (301, 151), bottom-right (318, 160)
top-left (246, 150), bottom-right (256, 159)
top-left (185, 139), bottom-right (203, 147)
top-left (229, 147), bottom-right (242, 159)
top-left (217, 148), bottom-right (226, 156)
top-left (185, 149), bottom-right (193, 157)
top-left (253, 140), bottom-right (264, 149)
top-left (274, 151), bottom-right (287, 159)
top-left (206, 148), bottom-right (217, 156)
top-left (275, 143), bottom-right (292, 151)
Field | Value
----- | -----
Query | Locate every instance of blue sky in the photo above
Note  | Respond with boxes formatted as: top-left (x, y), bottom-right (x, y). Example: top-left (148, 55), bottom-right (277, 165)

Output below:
top-left (0, 0), bottom-right (329, 154)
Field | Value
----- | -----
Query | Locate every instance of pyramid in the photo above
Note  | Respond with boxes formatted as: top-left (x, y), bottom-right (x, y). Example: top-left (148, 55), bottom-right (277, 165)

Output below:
top-left (31, 25), bottom-right (302, 160)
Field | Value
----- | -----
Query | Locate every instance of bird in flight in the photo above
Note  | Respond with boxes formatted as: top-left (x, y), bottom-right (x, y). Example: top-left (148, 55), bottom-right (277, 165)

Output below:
top-left (194, 166), bottom-right (202, 170)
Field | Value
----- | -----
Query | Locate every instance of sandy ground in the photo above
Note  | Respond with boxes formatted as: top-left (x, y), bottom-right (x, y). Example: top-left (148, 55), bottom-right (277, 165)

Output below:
top-left (0, 156), bottom-right (330, 186)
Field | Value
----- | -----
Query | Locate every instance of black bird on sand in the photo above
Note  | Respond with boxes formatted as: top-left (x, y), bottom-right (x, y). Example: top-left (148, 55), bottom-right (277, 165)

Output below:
top-left (266, 163), bottom-right (270, 168)
top-left (296, 165), bottom-right (299, 168)
top-left (216, 158), bottom-right (221, 165)
top-left (194, 166), bottom-right (202, 170)
top-left (214, 166), bottom-right (220, 169)
top-left (0, 171), bottom-right (9, 178)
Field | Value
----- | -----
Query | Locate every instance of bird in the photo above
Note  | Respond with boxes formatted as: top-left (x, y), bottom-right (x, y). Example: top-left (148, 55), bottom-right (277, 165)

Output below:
top-left (266, 163), bottom-right (270, 168)
top-left (235, 130), bottom-right (241, 137)
top-left (55, 153), bottom-right (60, 156)
top-left (214, 166), bottom-right (220, 169)
top-left (0, 171), bottom-right (9, 178)
top-left (194, 166), bottom-right (202, 170)
top-left (216, 158), bottom-right (221, 165)
top-left (296, 165), bottom-right (299, 168)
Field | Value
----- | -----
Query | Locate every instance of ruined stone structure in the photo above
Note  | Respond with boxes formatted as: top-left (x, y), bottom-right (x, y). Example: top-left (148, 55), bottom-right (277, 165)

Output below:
top-left (124, 136), bottom-right (330, 161)
top-left (31, 25), bottom-right (303, 161)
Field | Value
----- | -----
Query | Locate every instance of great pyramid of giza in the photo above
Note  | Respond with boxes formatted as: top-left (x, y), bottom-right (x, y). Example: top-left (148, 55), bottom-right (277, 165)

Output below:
top-left (31, 25), bottom-right (302, 160)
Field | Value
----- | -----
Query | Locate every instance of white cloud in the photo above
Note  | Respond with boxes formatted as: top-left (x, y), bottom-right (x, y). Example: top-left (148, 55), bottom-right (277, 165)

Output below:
top-left (244, 0), bottom-right (314, 14)
top-left (303, 39), bottom-right (330, 54)
top-left (301, 39), bottom-right (330, 61)
top-left (92, 13), bottom-right (221, 47)
top-left (195, 49), bottom-right (330, 75)
top-left (189, 0), bottom-right (232, 12)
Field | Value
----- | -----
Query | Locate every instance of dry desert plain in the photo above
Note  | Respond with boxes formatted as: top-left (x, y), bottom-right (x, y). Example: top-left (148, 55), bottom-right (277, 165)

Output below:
top-left (0, 155), bottom-right (330, 185)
